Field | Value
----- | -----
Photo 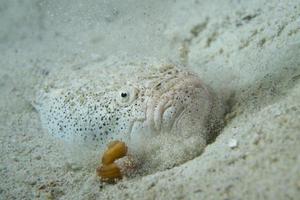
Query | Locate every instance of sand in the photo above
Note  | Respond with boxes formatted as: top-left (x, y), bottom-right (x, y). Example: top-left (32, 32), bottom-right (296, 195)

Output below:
top-left (0, 0), bottom-right (300, 199)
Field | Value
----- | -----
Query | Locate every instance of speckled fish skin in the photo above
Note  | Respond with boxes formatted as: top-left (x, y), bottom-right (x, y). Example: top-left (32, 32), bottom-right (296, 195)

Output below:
top-left (35, 60), bottom-right (224, 149)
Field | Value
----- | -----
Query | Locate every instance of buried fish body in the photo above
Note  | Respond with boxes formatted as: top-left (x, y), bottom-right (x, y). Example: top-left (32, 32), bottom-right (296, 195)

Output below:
top-left (35, 60), bottom-right (224, 151)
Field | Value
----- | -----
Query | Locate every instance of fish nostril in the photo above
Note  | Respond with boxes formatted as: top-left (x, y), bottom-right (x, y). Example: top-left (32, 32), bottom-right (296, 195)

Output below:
top-left (151, 76), bottom-right (179, 94)
top-left (154, 82), bottom-right (162, 90)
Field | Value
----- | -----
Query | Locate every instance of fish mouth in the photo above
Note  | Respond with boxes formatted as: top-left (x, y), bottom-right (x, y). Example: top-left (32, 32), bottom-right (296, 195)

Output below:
top-left (144, 72), bottom-right (209, 134)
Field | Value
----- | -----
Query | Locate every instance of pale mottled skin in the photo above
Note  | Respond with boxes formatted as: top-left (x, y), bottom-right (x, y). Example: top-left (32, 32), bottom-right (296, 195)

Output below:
top-left (35, 60), bottom-right (224, 150)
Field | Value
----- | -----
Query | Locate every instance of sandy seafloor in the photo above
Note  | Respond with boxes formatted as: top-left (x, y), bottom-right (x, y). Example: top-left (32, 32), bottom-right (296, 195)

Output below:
top-left (1, 0), bottom-right (300, 199)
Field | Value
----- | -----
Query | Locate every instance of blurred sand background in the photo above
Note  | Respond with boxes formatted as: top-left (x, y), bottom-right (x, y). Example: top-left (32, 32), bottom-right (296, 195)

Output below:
top-left (0, 0), bottom-right (300, 199)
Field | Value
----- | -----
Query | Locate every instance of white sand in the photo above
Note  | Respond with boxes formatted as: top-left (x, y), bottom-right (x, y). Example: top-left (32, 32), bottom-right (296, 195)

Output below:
top-left (1, 0), bottom-right (300, 199)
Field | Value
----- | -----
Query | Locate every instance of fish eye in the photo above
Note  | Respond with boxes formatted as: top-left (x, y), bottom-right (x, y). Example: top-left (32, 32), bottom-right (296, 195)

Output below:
top-left (121, 92), bottom-right (128, 98)
top-left (117, 87), bottom-right (138, 106)
top-left (119, 91), bottom-right (130, 102)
